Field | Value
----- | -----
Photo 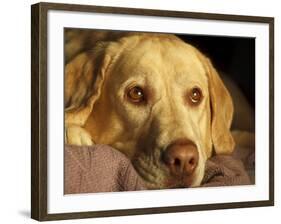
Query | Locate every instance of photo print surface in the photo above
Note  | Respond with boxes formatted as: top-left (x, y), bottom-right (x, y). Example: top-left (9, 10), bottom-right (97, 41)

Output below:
top-left (64, 29), bottom-right (255, 194)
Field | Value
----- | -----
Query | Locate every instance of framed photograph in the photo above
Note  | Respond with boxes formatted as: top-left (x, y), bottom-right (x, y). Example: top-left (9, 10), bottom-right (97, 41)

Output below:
top-left (31, 2), bottom-right (274, 221)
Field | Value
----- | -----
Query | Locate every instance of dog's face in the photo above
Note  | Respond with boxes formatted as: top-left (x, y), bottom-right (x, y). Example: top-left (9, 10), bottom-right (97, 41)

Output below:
top-left (65, 33), bottom-right (235, 189)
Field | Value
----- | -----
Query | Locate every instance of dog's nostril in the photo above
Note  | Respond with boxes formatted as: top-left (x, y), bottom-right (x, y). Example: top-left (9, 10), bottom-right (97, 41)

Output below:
top-left (174, 158), bottom-right (181, 167)
top-left (189, 158), bottom-right (195, 166)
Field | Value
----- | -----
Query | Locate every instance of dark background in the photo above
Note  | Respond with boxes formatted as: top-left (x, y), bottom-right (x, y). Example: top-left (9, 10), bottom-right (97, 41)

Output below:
top-left (177, 34), bottom-right (255, 108)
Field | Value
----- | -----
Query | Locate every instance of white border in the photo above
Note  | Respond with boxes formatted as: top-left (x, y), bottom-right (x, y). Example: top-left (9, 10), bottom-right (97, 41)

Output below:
top-left (47, 10), bottom-right (270, 214)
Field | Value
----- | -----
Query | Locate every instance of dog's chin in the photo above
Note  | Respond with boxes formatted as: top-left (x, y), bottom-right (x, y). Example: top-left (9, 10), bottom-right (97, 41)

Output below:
top-left (134, 164), bottom-right (202, 190)
top-left (141, 175), bottom-right (201, 190)
top-left (165, 175), bottom-right (195, 189)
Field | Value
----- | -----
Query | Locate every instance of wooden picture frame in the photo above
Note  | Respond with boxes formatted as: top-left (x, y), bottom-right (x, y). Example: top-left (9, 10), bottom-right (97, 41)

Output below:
top-left (31, 2), bottom-right (274, 221)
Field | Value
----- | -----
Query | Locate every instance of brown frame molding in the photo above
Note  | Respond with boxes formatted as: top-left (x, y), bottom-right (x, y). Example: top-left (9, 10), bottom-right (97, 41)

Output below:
top-left (31, 2), bottom-right (274, 221)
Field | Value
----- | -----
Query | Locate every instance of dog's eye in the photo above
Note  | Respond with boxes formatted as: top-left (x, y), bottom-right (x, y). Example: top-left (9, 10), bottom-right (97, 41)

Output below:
top-left (188, 87), bottom-right (203, 105)
top-left (126, 86), bottom-right (145, 103)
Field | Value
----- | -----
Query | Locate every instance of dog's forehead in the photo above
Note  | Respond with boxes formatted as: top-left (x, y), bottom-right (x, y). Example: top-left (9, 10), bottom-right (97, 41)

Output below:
top-left (113, 35), bottom-right (207, 85)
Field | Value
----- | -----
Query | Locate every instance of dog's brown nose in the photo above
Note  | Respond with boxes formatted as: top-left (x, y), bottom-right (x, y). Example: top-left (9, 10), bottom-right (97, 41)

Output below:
top-left (163, 140), bottom-right (198, 176)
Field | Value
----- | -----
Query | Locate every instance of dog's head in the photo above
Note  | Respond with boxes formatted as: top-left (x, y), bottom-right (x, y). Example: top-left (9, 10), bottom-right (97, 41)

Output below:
top-left (65, 33), bottom-right (235, 189)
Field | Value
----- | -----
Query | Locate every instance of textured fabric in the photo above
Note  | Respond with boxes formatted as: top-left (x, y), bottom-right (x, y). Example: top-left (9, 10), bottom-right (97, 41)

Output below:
top-left (201, 155), bottom-right (251, 187)
top-left (64, 144), bottom-right (146, 194)
top-left (64, 144), bottom-right (252, 194)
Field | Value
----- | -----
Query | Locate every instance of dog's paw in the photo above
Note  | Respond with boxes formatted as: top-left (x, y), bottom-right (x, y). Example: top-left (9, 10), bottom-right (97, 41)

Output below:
top-left (65, 124), bottom-right (93, 146)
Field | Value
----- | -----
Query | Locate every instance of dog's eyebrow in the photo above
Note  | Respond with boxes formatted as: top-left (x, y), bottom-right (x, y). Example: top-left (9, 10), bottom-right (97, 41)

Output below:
top-left (120, 68), bottom-right (157, 88)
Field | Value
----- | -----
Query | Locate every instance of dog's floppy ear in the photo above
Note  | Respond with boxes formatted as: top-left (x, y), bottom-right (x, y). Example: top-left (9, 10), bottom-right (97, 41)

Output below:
top-left (203, 56), bottom-right (235, 155)
top-left (65, 43), bottom-right (111, 126)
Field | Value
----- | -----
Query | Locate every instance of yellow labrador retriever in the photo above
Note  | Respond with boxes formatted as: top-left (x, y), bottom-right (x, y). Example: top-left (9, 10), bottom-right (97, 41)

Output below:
top-left (65, 31), bottom-right (235, 189)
